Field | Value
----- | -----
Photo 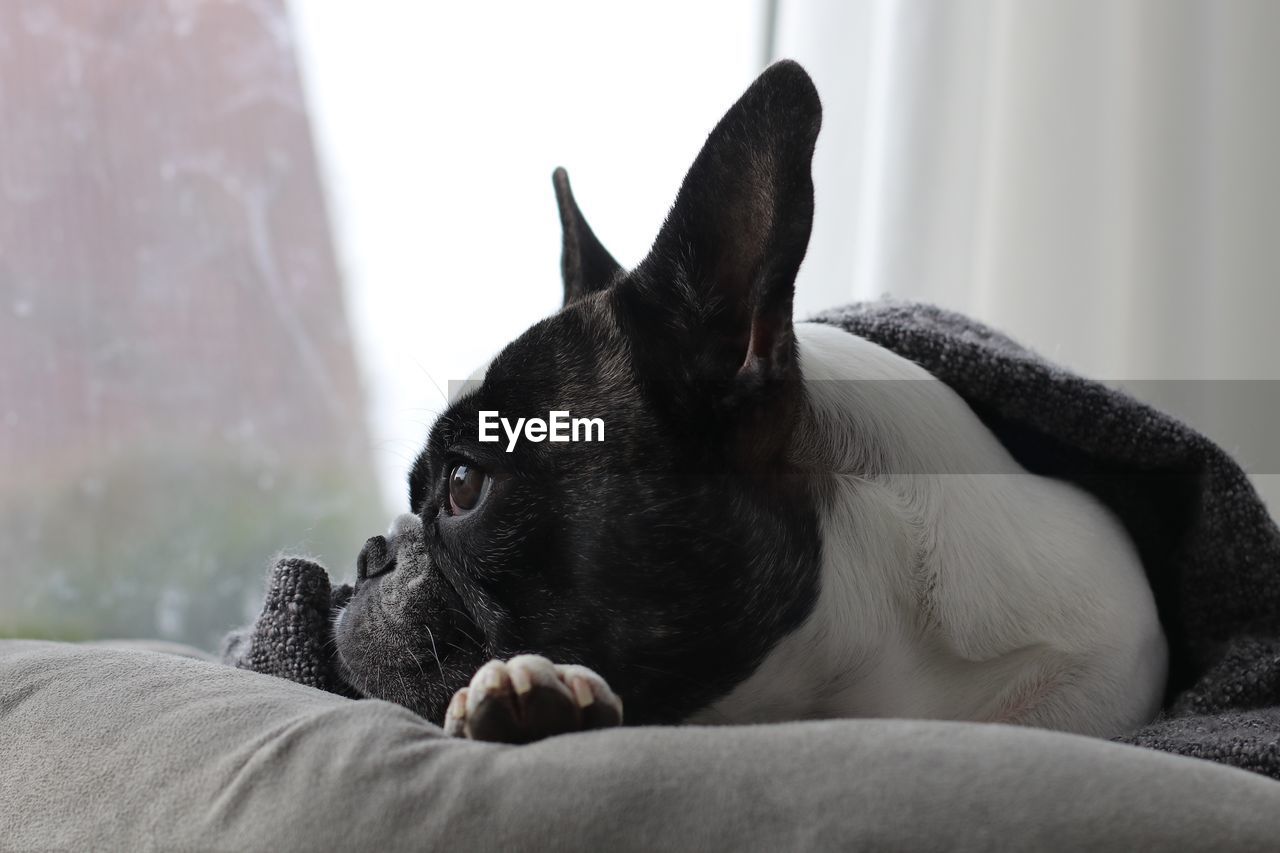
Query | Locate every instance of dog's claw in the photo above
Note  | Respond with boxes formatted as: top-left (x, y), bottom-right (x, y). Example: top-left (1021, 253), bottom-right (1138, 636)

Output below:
top-left (443, 687), bottom-right (469, 738)
top-left (446, 655), bottom-right (623, 743)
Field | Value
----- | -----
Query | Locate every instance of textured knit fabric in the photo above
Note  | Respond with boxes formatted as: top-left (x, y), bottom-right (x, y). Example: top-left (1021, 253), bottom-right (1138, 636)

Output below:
top-left (222, 557), bottom-right (355, 696)
top-left (813, 300), bottom-right (1280, 779)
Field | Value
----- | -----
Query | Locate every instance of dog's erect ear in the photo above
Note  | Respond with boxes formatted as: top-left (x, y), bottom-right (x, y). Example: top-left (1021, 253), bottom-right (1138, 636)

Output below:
top-left (554, 168), bottom-right (623, 306)
top-left (621, 60), bottom-right (821, 392)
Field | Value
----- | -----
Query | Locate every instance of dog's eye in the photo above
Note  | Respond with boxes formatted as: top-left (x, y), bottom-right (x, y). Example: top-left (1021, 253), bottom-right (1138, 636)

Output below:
top-left (447, 463), bottom-right (489, 515)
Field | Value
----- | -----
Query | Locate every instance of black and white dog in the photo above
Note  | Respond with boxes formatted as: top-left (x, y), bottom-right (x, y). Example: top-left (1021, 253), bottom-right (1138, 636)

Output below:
top-left (333, 61), bottom-right (1167, 743)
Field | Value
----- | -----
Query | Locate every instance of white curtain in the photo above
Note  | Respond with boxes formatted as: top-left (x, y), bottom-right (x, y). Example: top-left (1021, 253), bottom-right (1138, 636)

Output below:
top-left (774, 0), bottom-right (1280, 508)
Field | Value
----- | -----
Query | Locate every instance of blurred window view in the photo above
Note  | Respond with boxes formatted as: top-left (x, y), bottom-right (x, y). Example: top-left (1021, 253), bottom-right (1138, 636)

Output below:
top-left (0, 0), bottom-right (763, 648)
top-left (0, 2), bottom-right (383, 646)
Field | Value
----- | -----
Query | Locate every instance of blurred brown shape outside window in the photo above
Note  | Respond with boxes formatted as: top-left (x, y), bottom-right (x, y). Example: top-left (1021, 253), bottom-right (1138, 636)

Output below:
top-left (0, 1), bottom-right (382, 646)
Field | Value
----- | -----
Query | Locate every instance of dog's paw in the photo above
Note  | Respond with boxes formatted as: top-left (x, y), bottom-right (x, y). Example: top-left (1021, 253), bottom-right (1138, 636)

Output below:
top-left (443, 655), bottom-right (623, 743)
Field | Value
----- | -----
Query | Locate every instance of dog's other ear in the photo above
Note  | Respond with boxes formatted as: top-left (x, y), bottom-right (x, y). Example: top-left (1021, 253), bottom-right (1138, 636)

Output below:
top-left (620, 60), bottom-right (821, 394)
top-left (554, 168), bottom-right (622, 306)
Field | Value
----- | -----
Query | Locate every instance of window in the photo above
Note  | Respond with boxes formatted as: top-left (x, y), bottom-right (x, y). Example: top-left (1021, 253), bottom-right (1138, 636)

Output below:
top-left (1, 0), bottom-right (765, 647)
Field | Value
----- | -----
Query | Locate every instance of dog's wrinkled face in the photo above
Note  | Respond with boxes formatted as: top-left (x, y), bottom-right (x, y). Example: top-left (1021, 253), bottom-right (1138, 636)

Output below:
top-left (335, 61), bottom-right (827, 724)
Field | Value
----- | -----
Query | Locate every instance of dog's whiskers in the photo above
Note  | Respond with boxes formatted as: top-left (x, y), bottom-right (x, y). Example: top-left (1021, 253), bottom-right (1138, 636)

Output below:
top-left (409, 355), bottom-right (449, 406)
top-left (393, 628), bottom-right (445, 694)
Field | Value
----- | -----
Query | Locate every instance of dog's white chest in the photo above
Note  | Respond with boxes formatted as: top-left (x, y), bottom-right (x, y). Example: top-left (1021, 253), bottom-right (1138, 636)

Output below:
top-left (692, 323), bottom-right (1167, 737)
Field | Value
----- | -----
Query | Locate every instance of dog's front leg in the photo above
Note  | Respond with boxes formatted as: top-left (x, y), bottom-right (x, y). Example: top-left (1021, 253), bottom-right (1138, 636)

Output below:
top-left (444, 655), bottom-right (623, 743)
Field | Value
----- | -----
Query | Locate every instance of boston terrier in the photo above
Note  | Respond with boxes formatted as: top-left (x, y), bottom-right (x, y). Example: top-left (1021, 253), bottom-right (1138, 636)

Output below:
top-left (333, 61), bottom-right (1167, 744)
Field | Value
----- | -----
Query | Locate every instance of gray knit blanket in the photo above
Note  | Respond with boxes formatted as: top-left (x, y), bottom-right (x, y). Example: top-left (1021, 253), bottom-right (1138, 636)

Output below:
top-left (226, 300), bottom-right (1280, 780)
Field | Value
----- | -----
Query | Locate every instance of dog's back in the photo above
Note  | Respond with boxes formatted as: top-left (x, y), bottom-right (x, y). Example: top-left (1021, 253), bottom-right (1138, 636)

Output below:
top-left (692, 322), bottom-right (1168, 737)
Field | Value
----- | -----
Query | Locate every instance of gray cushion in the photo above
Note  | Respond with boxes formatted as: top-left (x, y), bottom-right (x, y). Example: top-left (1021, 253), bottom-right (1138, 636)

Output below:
top-left (2, 640), bottom-right (1278, 852)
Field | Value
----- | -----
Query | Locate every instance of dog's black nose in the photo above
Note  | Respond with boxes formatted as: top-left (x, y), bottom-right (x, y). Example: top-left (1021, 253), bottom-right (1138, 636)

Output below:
top-left (356, 535), bottom-right (396, 581)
